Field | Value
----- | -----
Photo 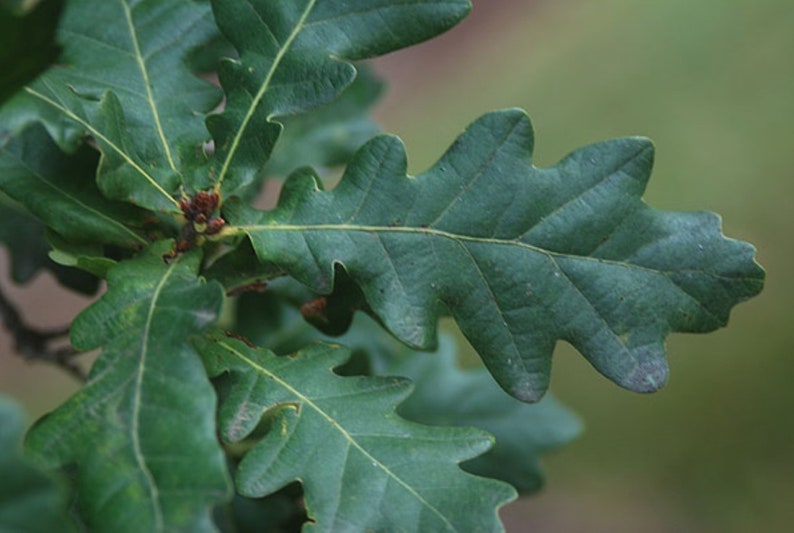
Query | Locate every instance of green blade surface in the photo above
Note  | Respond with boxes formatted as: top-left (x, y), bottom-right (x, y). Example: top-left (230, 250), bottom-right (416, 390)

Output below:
top-left (208, 0), bottom-right (471, 197)
top-left (196, 331), bottom-right (516, 532)
top-left (24, 241), bottom-right (230, 532)
top-left (230, 109), bottom-right (765, 401)
top-left (0, 124), bottom-right (148, 248)
top-left (16, 0), bottom-right (222, 211)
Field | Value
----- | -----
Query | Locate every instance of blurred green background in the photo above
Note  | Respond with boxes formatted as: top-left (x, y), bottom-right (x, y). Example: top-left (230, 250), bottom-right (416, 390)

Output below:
top-left (372, 0), bottom-right (792, 531)
top-left (0, 0), bottom-right (791, 531)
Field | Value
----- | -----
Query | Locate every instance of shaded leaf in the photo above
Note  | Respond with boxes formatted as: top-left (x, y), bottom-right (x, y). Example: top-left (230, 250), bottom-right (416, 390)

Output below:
top-left (25, 241), bottom-right (230, 532)
top-left (232, 284), bottom-right (582, 492)
top-left (213, 487), bottom-right (306, 533)
top-left (17, 0), bottom-right (222, 210)
top-left (208, 0), bottom-right (470, 197)
top-left (203, 238), bottom-right (282, 293)
top-left (371, 336), bottom-right (583, 493)
top-left (229, 109), bottom-right (765, 401)
top-left (47, 231), bottom-right (116, 279)
top-left (0, 192), bottom-right (100, 293)
top-left (0, 123), bottom-right (150, 248)
top-left (195, 330), bottom-right (516, 532)
top-left (0, 0), bottom-right (63, 104)
top-left (0, 395), bottom-right (75, 533)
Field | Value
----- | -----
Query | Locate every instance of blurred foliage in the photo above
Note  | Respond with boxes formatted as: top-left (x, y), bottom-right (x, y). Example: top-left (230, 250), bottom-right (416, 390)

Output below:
top-left (376, 0), bottom-right (792, 530)
top-left (0, 0), bottom-right (63, 104)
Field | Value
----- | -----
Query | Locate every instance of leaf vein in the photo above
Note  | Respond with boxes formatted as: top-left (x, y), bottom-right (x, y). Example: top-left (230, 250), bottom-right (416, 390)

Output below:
top-left (131, 256), bottom-right (182, 531)
top-left (215, 0), bottom-right (317, 188)
top-left (24, 85), bottom-right (180, 209)
top-left (218, 340), bottom-right (457, 530)
top-left (122, 0), bottom-right (177, 172)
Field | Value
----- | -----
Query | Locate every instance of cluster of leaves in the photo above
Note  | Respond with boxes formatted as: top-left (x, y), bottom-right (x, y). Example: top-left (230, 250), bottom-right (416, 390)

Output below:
top-left (0, 0), bottom-right (763, 531)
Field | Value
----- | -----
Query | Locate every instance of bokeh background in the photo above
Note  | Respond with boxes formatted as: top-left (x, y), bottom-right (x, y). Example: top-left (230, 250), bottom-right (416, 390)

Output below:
top-left (1, 0), bottom-right (791, 531)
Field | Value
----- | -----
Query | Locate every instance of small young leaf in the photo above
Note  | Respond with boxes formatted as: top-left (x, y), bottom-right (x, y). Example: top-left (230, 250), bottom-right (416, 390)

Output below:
top-left (208, 0), bottom-right (471, 197)
top-left (0, 395), bottom-right (75, 532)
top-left (229, 109), bottom-right (765, 402)
top-left (195, 331), bottom-right (516, 532)
top-left (25, 241), bottom-right (231, 532)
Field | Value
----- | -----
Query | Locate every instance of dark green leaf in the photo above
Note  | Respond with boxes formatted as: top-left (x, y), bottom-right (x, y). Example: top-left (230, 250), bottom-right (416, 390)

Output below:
top-left (0, 395), bottom-right (75, 533)
top-left (0, 0), bottom-right (63, 104)
top-left (0, 192), bottom-right (100, 293)
top-left (229, 109), bottom-right (765, 401)
top-left (203, 238), bottom-right (282, 292)
top-left (208, 0), bottom-right (470, 197)
top-left (16, 0), bottom-right (222, 211)
top-left (0, 123), bottom-right (149, 248)
top-left (232, 285), bottom-right (581, 493)
top-left (261, 65), bottom-right (384, 180)
top-left (214, 488), bottom-right (306, 533)
top-left (25, 241), bottom-right (231, 532)
top-left (371, 336), bottom-right (583, 493)
top-left (195, 330), bottom-right (516, 532)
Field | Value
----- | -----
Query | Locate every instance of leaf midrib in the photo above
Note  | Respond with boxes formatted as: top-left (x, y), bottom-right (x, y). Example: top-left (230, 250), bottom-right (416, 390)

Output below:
top-left (130, 257), bottom-right (181, 531)
top-left (121, 0), bottom-right (177, 173)
top-left (241, 222), bottom-right (737, 326)
top-left (24, 85), bottom-right (180, 210)
top-left (219, 340), bottom-right (457, 531)
top-left (214, 0), bottom-right (317, 188)
top-left (238, 222), bottom-right (663, 274)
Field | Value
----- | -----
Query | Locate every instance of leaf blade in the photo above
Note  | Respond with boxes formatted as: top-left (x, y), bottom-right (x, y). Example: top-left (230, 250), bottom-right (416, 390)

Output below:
top-left (13, 0), bottom-right (222, 210)
top-left (0, 123), bottom-right (149, 248)
top-left (231, 109), bottom-right (765, 401)
top-left (208, 0), bottom-right (470, 196)
top-left (25, 241), bottom-right (230, 532)
top-left (196, 331), bottom-right (516, 532)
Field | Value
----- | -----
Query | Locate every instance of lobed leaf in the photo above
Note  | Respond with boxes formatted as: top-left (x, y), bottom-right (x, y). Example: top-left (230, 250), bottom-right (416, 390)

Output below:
top-left (231, 283), bottom-right (582, 493)
top-left (232, 284), bottom-right (582, 493)
top-left (228, 109), bottom-right (765, 402)
top-left (16, 0), bottom-right (222, 211)
top-left (195, 330), bottom-right (516, 532)
top-left (0, 123), bottom-right (149, 248)
top-left (208, 0), bottom-right (471, 197)
top-left (372, 336), bottom-right (583, 493)
top-left (25, 241), bottom-right (230, 532)
top-left (0, 192), bottom-right (99, 293)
